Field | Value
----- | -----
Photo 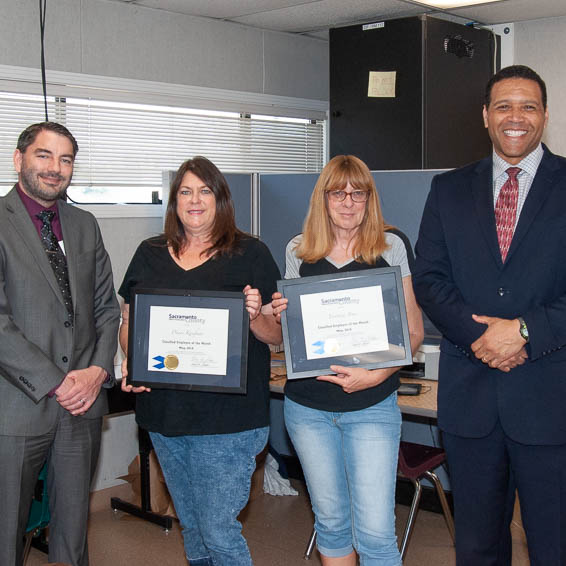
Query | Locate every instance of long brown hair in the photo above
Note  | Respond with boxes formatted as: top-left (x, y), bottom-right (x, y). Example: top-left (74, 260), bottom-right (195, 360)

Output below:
top-left (164, 156), bottom-right (246, 258)
top-left (296, 155), bottom-right (391, 264)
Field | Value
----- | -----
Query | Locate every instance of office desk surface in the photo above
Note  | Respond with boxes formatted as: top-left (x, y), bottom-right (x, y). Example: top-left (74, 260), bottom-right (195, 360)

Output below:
top-left (269, 363), bottom-right (438, 419)
top-left (397, 378), bottom-right (437, 419)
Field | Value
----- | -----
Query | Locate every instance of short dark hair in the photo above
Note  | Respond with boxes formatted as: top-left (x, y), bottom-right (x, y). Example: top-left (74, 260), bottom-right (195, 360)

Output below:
top-left (16, 122), bottom-right (79, 157)
top-left (485, 65), bottom-right (547, 109)
top-left (164, 156), bottom-right (246, 258)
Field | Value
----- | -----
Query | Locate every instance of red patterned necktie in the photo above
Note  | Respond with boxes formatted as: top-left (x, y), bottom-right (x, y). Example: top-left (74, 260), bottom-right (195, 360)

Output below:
top-left (495, 167), bottom-right (520, 262)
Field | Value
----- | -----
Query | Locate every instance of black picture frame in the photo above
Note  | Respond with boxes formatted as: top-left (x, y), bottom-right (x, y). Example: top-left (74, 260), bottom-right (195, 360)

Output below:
top-left (277, 267), bottom-right (412, 379)
top-left (127, 288), bottom-right (249, 393)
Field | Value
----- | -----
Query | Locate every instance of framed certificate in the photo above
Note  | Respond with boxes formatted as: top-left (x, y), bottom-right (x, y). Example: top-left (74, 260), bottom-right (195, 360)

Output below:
top-left (127, 288), bottom-right (249, 393)
top-left (277, 267), bottom-right (412, 379)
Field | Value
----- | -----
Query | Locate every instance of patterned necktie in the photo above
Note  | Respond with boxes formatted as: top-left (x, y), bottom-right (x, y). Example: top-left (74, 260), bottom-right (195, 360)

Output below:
top-left (495, 167), bottom-right (521, 262)
top-left (36, 210), bottom-right (74, 321)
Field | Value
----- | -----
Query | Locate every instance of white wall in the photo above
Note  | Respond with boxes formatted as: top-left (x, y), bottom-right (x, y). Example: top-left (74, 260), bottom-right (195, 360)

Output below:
top-left (513, 16), bottom-right (566, 156)
top-left (92, 214), bottom-right (163, 491)
top-left (0, 0), bottom-right (328, 102)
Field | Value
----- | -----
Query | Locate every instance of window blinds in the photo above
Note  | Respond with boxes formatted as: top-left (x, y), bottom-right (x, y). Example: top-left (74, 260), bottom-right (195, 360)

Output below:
top-left (0, 92), bottom-right (325, 203)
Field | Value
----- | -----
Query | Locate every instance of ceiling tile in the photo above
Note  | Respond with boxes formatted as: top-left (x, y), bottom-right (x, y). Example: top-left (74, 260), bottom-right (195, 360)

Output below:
top-left (231, 0), bottom-right (430, 33)
top-left (113, 0), bottom-right (317, 19)
top-left (447, 0), bottom-right (566, 24)
top-left (105, 0), bottom-right (566, 32)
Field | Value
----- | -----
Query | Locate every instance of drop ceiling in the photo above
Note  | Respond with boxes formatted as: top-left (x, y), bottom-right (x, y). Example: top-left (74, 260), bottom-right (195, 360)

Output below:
top-left (109, 0), bottom-right (566, 35)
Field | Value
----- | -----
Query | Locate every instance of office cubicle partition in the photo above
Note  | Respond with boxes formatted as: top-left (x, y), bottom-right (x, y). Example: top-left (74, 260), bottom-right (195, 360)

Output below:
top-left (258, 173), bottom-right (317, 275)
top-left (258, 170), bottom-right (445, 274)
top-left (224, 173), bottom-right (253, 234)
top-left (163, 168), bottom-right (444, 261)
top-left (372, 170), bottom-right (445, 248)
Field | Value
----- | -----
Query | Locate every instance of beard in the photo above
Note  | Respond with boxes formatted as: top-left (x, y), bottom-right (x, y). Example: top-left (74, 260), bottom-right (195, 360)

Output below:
top-left (19, 164), bottom-right (71, 204)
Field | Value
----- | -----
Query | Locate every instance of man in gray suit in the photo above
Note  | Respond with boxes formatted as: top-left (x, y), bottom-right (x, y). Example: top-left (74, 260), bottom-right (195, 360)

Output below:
top-left (0, 122), bottom-right (120, 566)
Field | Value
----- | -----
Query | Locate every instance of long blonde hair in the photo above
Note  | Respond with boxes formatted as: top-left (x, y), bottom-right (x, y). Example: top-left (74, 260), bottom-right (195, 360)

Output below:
top-left (296, 155), bottom-right (390, 264)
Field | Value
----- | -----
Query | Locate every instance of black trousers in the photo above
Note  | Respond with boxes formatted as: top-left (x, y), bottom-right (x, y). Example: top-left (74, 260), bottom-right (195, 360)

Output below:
top-left (443, 420), bottom-right (566, 566)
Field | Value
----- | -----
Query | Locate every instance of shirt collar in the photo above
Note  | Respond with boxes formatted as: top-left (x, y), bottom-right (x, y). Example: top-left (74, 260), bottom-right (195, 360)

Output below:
top-left (492, 144), bottom-right (544, 181)
top-left (16, 182), bottom-right (59, 218)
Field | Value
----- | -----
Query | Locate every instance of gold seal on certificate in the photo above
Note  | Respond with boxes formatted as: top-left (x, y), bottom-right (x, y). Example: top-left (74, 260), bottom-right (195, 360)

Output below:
top-left (164, 354), bottom-right (179, 370)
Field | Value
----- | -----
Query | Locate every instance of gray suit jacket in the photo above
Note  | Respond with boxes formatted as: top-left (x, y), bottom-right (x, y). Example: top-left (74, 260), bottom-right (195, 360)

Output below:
top-left (0, 186), bottom-right (120, 435)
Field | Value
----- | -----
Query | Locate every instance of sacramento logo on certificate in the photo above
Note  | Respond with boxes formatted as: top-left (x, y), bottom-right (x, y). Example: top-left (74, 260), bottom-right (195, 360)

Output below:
top-left (277, 267), bottom-right (412, 379)
top-left (127, 288), bottom-right (249, 393)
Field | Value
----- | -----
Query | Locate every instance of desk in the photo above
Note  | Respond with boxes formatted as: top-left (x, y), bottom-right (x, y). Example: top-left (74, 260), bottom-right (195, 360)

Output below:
top-left (397, 378), bottom-right (437, 418)
top-left (108, 386), bottom-right (174, 531)
top-left (269, 374), bottom-right (438, 418)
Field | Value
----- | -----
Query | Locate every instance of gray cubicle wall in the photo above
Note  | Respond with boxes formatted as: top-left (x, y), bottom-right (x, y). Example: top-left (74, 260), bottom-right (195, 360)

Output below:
top-left (373, 170), bottom-right (446, 248)
top-left (224, 173), bottom-right (253, 234)
top-left (259, 169), bottom-right (446, 274)
top-left (259, 173), bottom-right (317, 274)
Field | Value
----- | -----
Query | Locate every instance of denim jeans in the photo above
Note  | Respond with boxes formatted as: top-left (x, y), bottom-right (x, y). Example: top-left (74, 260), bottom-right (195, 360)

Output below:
top-left (285, 394), bottom-right (402, 566)
top-left (150, 426), bottom-right (269, 566)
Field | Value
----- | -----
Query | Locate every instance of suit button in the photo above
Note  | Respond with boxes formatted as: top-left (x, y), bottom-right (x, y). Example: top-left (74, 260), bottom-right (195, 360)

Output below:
top-left (498, 287), bottom-right (505, 296)
top-left (62, 356), bottom-right (68, 363)
top-left (64, 321), bottom-right (71, 328)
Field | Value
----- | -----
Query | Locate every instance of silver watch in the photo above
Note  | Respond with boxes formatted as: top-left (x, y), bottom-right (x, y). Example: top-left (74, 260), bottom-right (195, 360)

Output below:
top-left (518, 317), bottom-right (529, 343)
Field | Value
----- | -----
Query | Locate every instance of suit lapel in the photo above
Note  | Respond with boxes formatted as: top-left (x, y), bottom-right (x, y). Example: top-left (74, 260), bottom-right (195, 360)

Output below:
top-left (471, 157), bottom-right (503, 268)
top-left (4, 188), bottom-right (68, 310)
top-left (506, 149), bottom-right (557, 263)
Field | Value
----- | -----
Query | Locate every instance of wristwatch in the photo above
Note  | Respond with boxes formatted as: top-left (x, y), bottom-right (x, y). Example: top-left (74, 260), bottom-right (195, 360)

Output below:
top-left (518, 317), bottom-right (529, 343)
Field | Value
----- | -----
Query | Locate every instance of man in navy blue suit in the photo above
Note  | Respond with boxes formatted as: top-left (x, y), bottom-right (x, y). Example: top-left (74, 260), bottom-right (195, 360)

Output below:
top-left (413, 65), bottom-right (566, 565)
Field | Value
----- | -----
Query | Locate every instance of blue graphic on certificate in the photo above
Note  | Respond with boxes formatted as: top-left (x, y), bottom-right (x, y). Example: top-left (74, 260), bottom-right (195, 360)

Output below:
top-left (147, 305), bottom-right (229, 375)
top-left (300, 285), bottom-right (389, 360)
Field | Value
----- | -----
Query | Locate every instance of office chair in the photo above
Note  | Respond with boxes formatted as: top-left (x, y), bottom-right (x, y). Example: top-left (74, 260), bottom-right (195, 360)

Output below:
top-left (397, 441), bottom-right (455, 561)
top-left (23, 463), bottom-right (50, 564)
top-left (304, 441), bottom-right (455, 561)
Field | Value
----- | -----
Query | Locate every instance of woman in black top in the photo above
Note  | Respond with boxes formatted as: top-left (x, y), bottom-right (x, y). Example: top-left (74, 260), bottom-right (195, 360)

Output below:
top-left (272, 155), bottom-right (423, 566)
top-left (119, 157), bottom-right (281, 566)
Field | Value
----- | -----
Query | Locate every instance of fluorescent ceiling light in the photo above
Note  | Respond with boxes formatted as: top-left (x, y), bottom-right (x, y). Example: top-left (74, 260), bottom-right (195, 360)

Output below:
top-left (413, 0), bottom-right (506, 8)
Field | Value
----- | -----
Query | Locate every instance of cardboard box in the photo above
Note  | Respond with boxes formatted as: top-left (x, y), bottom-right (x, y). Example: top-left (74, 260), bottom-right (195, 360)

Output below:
top-left (120, 451), bottom-right (176, 518)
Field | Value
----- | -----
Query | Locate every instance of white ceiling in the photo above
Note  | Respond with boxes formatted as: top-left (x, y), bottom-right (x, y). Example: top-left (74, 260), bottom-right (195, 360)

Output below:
top-left (109, 0), bottom-right (566, 35)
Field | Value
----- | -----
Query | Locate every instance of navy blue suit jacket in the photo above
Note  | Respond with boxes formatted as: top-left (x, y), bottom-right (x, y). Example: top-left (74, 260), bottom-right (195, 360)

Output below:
top-left (413, 146), bottom-right (566, 445)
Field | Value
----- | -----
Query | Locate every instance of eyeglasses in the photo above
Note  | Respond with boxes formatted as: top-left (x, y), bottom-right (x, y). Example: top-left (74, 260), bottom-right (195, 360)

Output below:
top-left (326, 189), bottom-right (369, 203)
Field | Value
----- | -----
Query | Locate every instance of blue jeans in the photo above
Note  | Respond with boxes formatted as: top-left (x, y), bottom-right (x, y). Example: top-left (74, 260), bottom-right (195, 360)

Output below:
top-left (285, 395), bottom-right (402, 566)
top-left (150, 427), bottom-right (268, 566)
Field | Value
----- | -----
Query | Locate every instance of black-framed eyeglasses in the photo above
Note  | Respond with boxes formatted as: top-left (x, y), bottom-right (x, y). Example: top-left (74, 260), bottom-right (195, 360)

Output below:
top-left (326, 189), bottom-right (369, 203)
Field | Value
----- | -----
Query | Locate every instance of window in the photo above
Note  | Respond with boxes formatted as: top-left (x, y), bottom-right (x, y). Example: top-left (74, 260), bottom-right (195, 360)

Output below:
top-left (0, 92), bottom-right (325, 203)
top-left (0, 92), bottom-right (58, 196)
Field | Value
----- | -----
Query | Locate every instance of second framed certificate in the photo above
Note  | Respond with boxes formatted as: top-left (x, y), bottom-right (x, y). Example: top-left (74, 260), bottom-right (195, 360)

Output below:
top-left (277, 267), bottom-right (412, 379)
top-left (127, 288), bottom-right (249, 393)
